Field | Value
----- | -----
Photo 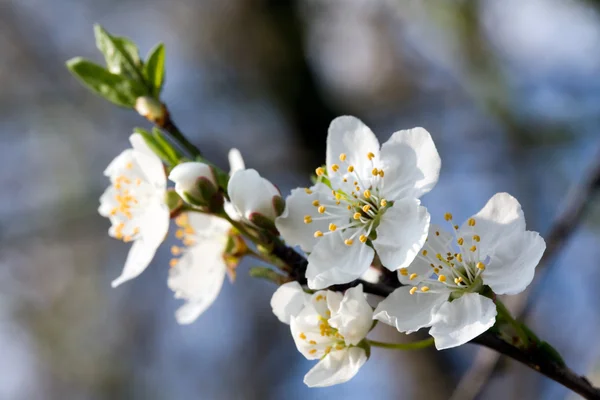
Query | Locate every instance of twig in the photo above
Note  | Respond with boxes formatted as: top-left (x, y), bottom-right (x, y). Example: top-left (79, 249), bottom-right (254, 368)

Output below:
top-left (452, 146), bottom-right (600, 400)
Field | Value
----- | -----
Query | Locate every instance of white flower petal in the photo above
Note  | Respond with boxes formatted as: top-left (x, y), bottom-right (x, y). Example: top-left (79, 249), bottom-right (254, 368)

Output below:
top-left (373, 199), bottom-right (430, 271)
top-left (290, 304), bottom-right (336, 360)
top-left (459, 192), bottom-right (526, 257)
top-left (398, 224), bottom-right (452, 285)
top-left (373, 286), bottom-right (448, 334)
top-left (275, 184), bottom-right (333, 252)
top-left (168, 241), bottom-right (227, 324)
top-left (306, 233), bottom-right (375, 289)
top-left (303, 347), bottom-right (367, 388)
top-left (328, 285), bottom-right (373, 345)
top-left (326, 116), bottom-right (380, 178)
top-left (129, 133), bottom-right (166, 190)
top-left (379, 127), bottom-right (441, 200)
top-left (270, 281), bottom-right (310, 324)
top-left (228, 148), bottom-right (245, 173)
top-left (483, 231), bottom-right (545, 295)
top-left (430, 293), bottom-right (497, 350)
top-left (228, 169), bottom-right (280, 221)
top-left (111, 203), bottom-right (170, 287)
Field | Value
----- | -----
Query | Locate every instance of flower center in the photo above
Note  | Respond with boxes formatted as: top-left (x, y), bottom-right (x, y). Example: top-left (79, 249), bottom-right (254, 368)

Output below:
top-left (305, 152), bottom-right (389, 246)
top-left (298, 295), bottom-right (347, 358)
top-left (169, 213), bottom-right (198, 268)
top-left (402, 214), bottom-right (487, 295)
top-left (109, 162), bottom-right (145, 242)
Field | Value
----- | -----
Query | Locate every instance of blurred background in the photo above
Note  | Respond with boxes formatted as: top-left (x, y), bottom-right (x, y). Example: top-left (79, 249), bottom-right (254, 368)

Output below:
top-left (2, 0), bottom-right (600, 398)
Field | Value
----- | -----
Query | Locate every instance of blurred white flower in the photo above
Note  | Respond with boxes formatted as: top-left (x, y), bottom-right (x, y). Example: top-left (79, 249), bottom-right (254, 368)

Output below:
top-left (228, 168), bottom-right (282, 224)
top-left (276, 116), bottom-right (440, 289)
top-left (167, 212), bottom-right (231, 324)
top-left (169, 162), bottom-right (216, 205)
top-left (287, 285), bottom-right (372, 387)
top-left (374, 193), bottom-right (546, 349)
top-left (98, 133), bottom-right (169, 287)
top-left (270, 281), bottom-right (311, 324)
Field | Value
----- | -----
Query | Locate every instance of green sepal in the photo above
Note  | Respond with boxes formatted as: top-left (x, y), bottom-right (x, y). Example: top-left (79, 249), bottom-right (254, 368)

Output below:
top-left (249, 267), bottom-right (285, 284)
top-left (356, 339), bottom-right (371, 359)
top-left (273, 195), bottom-right (285, 217)
top-left (249, 212), bottom-right (277, 234)
top-left (144, 43), bottom-right (166, 98)
top-left (66, 58), bottom-right (144, 107)
top-left (538, 341), bottom-right (566, 367)
top-left (165, 189), bottom-right (184, 216)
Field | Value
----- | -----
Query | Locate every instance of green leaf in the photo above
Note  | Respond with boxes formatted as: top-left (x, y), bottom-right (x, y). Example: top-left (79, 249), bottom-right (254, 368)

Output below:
top-left (538, 341), bottom-right (566, 367)
top-left (114, 36), bottom-right (141, 67)
top-left (66, 57), bottom-right (144, 107)
top-left (133, 127), bottom-right (173, 165)
top-left (152, 127), bottom-right (182, 165)
top-left (94, 25), bottom-right (146, 85)
top-left (144, 43), bottom-right (166, 97)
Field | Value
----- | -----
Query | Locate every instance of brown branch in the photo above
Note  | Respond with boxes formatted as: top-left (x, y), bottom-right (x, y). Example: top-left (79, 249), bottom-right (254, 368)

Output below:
top-left (471, 332), bottom-right (600, 399)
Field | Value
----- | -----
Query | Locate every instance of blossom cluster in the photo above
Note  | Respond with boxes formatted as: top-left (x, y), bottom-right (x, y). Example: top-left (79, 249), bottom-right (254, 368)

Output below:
top-left (99, 116), bottom-right (545, 388)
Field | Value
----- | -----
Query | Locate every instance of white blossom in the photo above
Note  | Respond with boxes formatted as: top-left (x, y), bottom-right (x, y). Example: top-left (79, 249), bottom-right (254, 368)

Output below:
top-left (98, 133), bottom-right (169, 287)
top-left (167, 212), bottom-right (231, 324)
top-left (374, 193), bottom-right (546, 349)
top-left (169, 162), bottom-right (216, 203)
top-left (228, 169), bottom-right (282, 222)
top-left (274, 285), bottom-right (372, 387)
top-left (276, 116), bottom-right (440, 289)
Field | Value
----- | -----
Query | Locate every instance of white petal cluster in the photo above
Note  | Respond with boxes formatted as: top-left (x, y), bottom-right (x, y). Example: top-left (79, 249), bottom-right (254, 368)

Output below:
top-left (271, 283), bottom-right (372, 387)
top-left (374, 193), bottom-right (546, 349)
top-left (99, 133), bottom-right (170, 287)
top-left (276, 116), bottom-right (440, 289)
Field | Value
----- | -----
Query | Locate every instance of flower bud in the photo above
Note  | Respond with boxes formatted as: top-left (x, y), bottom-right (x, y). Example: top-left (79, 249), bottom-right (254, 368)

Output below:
top-left (135, 96), bottom-right (166, 125)
top-left (169, 162), bottom-right (220, 208)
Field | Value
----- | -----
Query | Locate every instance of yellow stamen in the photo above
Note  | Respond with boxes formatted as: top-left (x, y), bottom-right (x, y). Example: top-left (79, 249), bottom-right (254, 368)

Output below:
top-left (344, 239), bottom-right (354, 246)
top-left (304, 215), bottom-right (312, 224)
top-left (372, 168), bottom-right (379, 176)
top-left (175, 229), bottom-right (184, 239)
top-left (171, 246), bottom-right (181, 255)
top-left (422, 249), bottom-right (428, 256)
top-left (409, 287), bottom-right (418, 295)
top-left (359, 235), bottom-right (368, 243)
top-left (169, 258), bottom-right (178, 268)
top-left (455, 277), bottom-right (463, 284)
top-left (312, 200), bottom-right (320, 207)
top-left (347, 165), bottom-right (355, 173)
top-left (473, 235), bottom-right (481, 242)
top-left (331, 164), bottom-right (340, 172)
top-left (339, 153), bottom-right (347, 161)
top-left (456, 253), bottom-right (463, 262)
top-left (378, 170), bottom-right (385, 177)
top-left (353, 212), bottom-right (361, 220)
top-left (314, 231), bottom-right (324, 238)
top-left (409, 273), bottom-right (418, 281)
top-left (329, 223), bottom-right (337, 232)
top-left (362, 204), bottom-right (371, 213)
top-left (444, 212), bottom-right (453, 221)
top-left (435, 231), bottom-right (440, 236)
top-left (470, 245), bottom-right (477, 252)
top-left (304, 188), bottom-right (313, 194)
top-left (421, 286), bottom-right (430, 293)
top-left (380, 199), bottom-right (387, 207)
top-left (438, 275), bottom-right (447, 282)
top-left (315, 295), bottom-right (324, 301)
top-left (309, 340), bottom-right (317, 345)
top-left (363, 190), bottom-right (371, 199)
top-left (399, 268), bottom-right (408, 276)
top-left (299, 333), bottom-right (307, 340)
top-left (316, 167), bottom-right (325, 176)
top-left (367, 152), bottom-right (375, 160)
top-left (457, 238), bottom-right (464, 246)
top-left (309, 349), bottom-right (317, 355)
top-left (468, 218), bottom-right (476, 226)
top-left (318, 205), bottom-right (326, 214)
top-left (476, 262), bottom-right (486, 270)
